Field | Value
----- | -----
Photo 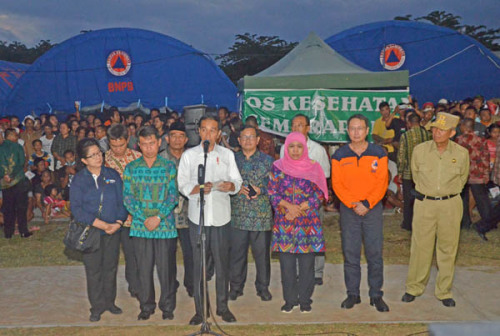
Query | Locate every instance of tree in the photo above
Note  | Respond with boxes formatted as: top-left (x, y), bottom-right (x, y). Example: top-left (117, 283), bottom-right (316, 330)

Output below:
top-left (0, 40), bottom-right (55, 64)
top-left (216, 33), bottom-right (297, 83)
top-left (394, 10), bottom-right (499, 50)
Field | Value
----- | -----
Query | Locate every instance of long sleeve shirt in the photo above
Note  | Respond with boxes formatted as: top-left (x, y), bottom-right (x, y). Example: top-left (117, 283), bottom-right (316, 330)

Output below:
top-left (411, 140), bottom-right (469, 197)
top-left (280, 138), bottom-right (330, 178)
top-left (397, 126), bottom-right (431, 180)
top-left (331, 143), bottom-right (388, 209)
top-left (0, 140), bottom-right (26, 190)
top-left (455, 133), bottom-right (490, 184)
top-left (70, 166), bottom-right (128, 227)
top-left (123, 156), bottom-right (178, 239)
top-left (177, 144), bottom-right (242, 227)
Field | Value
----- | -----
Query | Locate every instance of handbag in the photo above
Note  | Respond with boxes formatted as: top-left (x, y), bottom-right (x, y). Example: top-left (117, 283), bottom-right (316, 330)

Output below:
top-left (63, 192), bottom-right (103, 253)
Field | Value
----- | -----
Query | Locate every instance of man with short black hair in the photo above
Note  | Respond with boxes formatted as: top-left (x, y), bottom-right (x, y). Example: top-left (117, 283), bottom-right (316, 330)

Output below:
top-left (178, 115), bottom-right (242, 325)
top-left (372, 102), bottom-right (396, 161)
top-left (123, 125), bottom-right (178, 321)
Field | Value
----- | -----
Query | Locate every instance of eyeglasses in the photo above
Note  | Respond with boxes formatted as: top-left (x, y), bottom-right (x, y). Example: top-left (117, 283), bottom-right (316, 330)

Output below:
top-left (86, 152), bottom-right (102, 159)
top-left (240, 135), bottom-right (257, 141)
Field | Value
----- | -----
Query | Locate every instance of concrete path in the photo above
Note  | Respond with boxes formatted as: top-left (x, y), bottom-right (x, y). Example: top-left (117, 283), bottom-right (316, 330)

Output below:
top-left (0, 263), bottom-right (499, 328)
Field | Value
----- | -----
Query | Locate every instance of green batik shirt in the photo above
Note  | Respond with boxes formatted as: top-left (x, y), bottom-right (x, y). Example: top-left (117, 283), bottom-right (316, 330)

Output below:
top-left (123, 156), bottom-right (178, 239)
top-left (0, 140), bottom-right (26, 190)
top-left (231, 150), bottom-right (274, 231)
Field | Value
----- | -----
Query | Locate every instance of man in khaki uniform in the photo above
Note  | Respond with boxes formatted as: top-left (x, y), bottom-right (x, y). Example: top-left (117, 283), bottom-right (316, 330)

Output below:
top-left (402, 112), bottom-right (469, 307)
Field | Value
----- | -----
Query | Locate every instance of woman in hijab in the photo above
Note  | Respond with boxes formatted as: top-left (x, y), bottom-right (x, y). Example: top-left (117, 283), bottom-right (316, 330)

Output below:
top-left (268, 132), bottom-right (328, 314)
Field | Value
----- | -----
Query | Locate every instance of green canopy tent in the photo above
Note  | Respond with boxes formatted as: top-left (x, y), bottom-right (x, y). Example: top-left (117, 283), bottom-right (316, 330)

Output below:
top-left (239, 32), bottom-right (410, 142)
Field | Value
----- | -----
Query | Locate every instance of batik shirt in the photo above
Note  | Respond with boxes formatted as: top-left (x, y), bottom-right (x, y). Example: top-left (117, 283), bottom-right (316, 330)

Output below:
top-left (268, 165), bottom-right (325, 253)
top-left (231, 150), bottom-right (273, 231)
top-left (123, 156), bottom-right (178, 239)
top-left (456, 133), bottom-right (490, 184)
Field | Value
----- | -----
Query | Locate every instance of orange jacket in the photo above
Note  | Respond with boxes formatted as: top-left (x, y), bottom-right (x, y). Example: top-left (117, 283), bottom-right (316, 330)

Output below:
top-left (331, 143), bottom-right (388, 209)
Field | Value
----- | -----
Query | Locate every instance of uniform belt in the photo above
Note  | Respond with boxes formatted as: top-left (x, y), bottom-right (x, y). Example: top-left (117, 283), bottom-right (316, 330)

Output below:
top-left (415, 191), bottom-right (458, 201)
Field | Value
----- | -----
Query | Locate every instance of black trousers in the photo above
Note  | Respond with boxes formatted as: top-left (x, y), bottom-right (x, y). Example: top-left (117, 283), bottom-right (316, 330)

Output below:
top-left (189, 221), bottom-right (230, 315)
top-left (120, 227), bottom-right (140, 296)
top-left (82, 232), bottom-right (120, 315)
top-left (462, 183), bottom-right (492, 228)
top-left (2, 179), bottom-right (29, 237)
top-left (229, 228), bottom-right (271, 294)
top-left (401, 179), bottom-right (415, 230)
top-left (133, 237), bottom-right (177, 314)
top-left (279, 253), bottom-right (315, 306)
top-left (178, 227), bottom-right (194, 294)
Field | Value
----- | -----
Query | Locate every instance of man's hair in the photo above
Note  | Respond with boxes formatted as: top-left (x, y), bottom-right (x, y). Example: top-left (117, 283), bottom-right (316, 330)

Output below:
top-left (63, 149), bottom-right (75, 157)
top-left (292, 113), bottom-right (310, 126)
top-left (379, 101), bottom-right (390, 110)
top-left (474, 95), bottom-right (485, 103)
top-left (479, 107), bottom-right (491, 115)
top-left (198, 115), bottom-right (221, 130)
top-left (107, 123), bottom-right (128, 140)
top-left (4, 128), bottom-right (17, 139)
top-left (239, 124), bottom-right (259, 137)
top-left (137, 125), bottom-right (159, 139)
top-left (461, 118), bottom-right (475, 131)
top-left (59, 121), bottom-right (70, 129)
top-left (95, 124), bottom-right (107, 132)
top-left (347, 114), bottom-right (370, 128)
top-left (110, 106), bottom-right (119, 113)
top-left (9, 116), bottom-right (19, 121)
top-left (34, 157), bottom-right (45, 167)
top-left (465, 106), bottom-right (477, 114)
top-left (486, 123), bottom-right (500, 139)
top-left (32, 139), bottom-right (42, 146)
top-left (218, 106), bottom-right (229, 115)
top-left (407, 113), bottom-right (421, 124)
top-left (245, 115), bottom-right (258, 127)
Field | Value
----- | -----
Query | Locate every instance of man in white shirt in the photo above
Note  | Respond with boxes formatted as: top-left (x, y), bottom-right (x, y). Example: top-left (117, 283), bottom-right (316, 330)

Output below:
top-left (280, 114), bottom-right (331, 285)
top-left (178, 116), bottom-right (242, 326)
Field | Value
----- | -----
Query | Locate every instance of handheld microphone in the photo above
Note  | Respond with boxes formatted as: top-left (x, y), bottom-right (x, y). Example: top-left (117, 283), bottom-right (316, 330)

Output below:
top-left (198, 164), bottom-right (205, 185)
top-left (203, 140), bottom-right (210, 154)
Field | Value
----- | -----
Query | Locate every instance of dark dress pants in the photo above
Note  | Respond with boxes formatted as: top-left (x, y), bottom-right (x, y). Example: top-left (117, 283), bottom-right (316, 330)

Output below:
top-left (401, 179), bottom-right (415, 230)
top-left (229, 227), bottom-right (271, 294)
top-left (340, 202), bottom-right (384, 298)
top-left (178, 227), bottom-right (194, 294)
top-left (133, 237), bottom-right (177, 314)
top-left (189, 221), bottom-right (230, 315)
top-left (82, 232), bottom-right (121, 315)
top-left (279, 252), bottom-right (314, 306)
top-left (462, 183), bottom-right (491, 228)
top-left (2, 179), bottom-right (29, 237)
top-left (120, 226), bottom-right (140, 296)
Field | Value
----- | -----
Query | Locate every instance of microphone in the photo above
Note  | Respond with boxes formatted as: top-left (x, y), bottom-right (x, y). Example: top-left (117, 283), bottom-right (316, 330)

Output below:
top-left (198, 164), bottom-right (205, 185)
top-left (203, 140), bottom-right (210, 154)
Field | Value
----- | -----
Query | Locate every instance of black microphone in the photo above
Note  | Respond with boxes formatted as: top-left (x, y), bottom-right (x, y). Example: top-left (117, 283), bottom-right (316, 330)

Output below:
top-left (198, 164), bottom-right (205, 185)
top-left (203, 140), bottom-right (210, 154)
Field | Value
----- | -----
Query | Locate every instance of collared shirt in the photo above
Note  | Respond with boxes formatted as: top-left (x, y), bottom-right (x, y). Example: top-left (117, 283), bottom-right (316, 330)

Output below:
top-left (455, 133), bottom-right (490, 184)
top-left (331, 143), bottom-right (388, 209)
top-left (411, 140), bottom-right (469, 197)
top-left (280, 138), bottom-right (330, 178)
top-left (492, 137), bottom-right (500, 185)
top-left (372, 117), bottom-right (395, 153)
top-left (0, 139), bottom-right (26, 189)
top-left (50, 134), bottom-right (77, 162)
top-left (397, 126), bottom-right (431, 180)
top-left (231, 150), bottom-right (274, 231)
top-left (69, 166), bottom-right (128, 227)
top-left (104, 147), bottom-right (142, 227)
top-left (258, 130), bottom-right (276, 158)
top-left (20, 130), bottom-right (42, 158)
top-left (160, 146), bottom-right (189, 229)
top-left (123, 156), bottom-right (178, 239)
top-left (178, 144), bottom-right (242, 227)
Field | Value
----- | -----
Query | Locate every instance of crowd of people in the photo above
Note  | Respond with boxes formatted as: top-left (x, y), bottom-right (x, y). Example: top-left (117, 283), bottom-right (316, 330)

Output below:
top-left (0, 94), bottom-right (499, 324)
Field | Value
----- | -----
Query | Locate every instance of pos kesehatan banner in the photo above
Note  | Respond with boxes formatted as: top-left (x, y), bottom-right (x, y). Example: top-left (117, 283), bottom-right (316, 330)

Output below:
top-left (242, 89), bottom-right (409, 143)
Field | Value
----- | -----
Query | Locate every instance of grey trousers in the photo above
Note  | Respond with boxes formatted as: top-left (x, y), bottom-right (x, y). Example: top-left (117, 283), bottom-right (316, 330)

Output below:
top-left (82, 232), bottom-right (120, 315)
top-left (340, 202), bottom-right (384, 298)
top-left (120, 227), bottom-right (140, 296)
top-left (133, 237), bottom-right (177, 314)
top-left (314, 205), bottom-right (326, 278)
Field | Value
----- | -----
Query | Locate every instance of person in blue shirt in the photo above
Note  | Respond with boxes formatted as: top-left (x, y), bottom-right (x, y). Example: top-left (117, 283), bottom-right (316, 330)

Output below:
top-left (70, 138), bottom-right (128, 322)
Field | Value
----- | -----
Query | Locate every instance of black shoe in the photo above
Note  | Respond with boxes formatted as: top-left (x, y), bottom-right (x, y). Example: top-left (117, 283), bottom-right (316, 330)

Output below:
top-left (162, 311), bottom-right (174, 320)
top-left (300, 304), bottom-right (312, 313)
top-left (314, 277), bottom-right (323, 286)
top-left (138, 310), bottom-right (153, 320)
top-left (20, 232), bottom-right (32, 238)
top-left (108, 304), bottom-right (123, 314)
top-left (189, 314), bottom-right (203, 325)
top-left (228, 290), bottom-right (243, 301)
top-left (89, 312), bottom-right (101, 322)
top-left (400, 223), bottom-right (412, 231)
top-left (441, 298), bottom-right (456, 307)
top-left (280, 303), bottom-right (296, 313)
top-left (370, 297), bottom-right (389, 312)
top-left (340, 295), bottom-right (361, 309)
top-left (217, 309), bottom-right (236, 323)
top-left (4, 235), bottom-right (12, 239)
top-left (473, 224), bottom-right (488, 241)
top-left (257, 289), bottom-right (272, 301)
top-left (401, 293), bottom-right (416, 303)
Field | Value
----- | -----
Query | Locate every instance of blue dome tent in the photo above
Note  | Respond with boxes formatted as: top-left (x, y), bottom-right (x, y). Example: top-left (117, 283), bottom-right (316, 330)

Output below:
top-left (0, 60), bottom-right (29, 112)
top-left (325, 21), bottom-right (500, 103)
top-left (3, 28), bottom-right (237, 117)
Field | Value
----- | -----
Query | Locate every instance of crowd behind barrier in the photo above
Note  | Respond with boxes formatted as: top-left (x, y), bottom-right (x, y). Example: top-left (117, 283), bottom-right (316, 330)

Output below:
top-left (0, 94), bottom-right (499, 323)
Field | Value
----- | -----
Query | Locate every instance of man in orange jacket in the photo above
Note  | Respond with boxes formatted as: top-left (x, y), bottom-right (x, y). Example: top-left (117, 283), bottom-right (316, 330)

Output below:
top-left (331, 114), bottom-right (389, 312)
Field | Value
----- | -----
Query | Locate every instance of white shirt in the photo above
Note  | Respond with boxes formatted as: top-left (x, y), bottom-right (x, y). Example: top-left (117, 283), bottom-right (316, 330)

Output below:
top-left (178, 144), bottom-right (242, 227)
top-left (40, 135), bottom-right (54, 154)
top-left (280, 138), bottom-right (331, 178)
